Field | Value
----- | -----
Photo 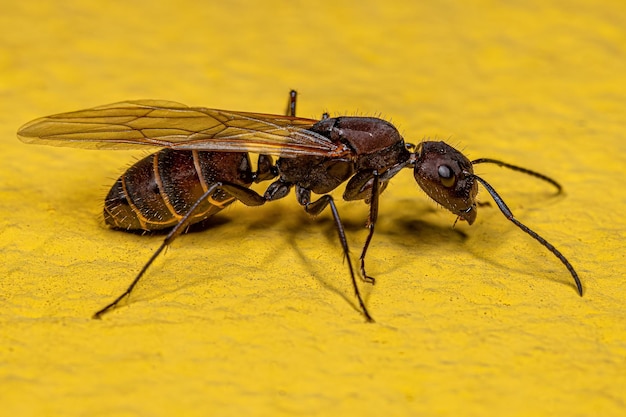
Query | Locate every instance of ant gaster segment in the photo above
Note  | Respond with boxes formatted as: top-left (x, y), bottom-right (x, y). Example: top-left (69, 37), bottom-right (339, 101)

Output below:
top-left (17, 91), bottom-right (583, 322)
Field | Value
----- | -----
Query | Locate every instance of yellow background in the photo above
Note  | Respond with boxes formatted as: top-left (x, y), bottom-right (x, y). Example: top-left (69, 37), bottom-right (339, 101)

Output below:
top-left (1, 0), bottom-right (625, 416)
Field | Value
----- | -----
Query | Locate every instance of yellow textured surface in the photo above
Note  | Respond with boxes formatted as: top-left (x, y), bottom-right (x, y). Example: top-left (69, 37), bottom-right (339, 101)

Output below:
top-left (1, 1), bottom-right (625, 416)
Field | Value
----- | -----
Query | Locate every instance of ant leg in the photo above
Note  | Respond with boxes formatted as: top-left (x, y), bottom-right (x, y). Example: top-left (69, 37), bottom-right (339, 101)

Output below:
top-left (343, 170), bottom-right (383, 284)
top-left (296, 186), bottom-right (374, 322)
top-left (93, 181), bottom-right (268, 319)
top-left (287, 90), bottom-right (297, 117)
top-left (288, 89), bottom-right (329, 120)
top-left (253, 155), bottom-right (276, 182)
top-left (359, 172), bottom-right (380, 285)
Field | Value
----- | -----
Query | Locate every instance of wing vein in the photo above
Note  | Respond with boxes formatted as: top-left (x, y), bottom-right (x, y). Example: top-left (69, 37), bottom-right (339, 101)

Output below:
top-left (17, 100), bottom-right (344, 158)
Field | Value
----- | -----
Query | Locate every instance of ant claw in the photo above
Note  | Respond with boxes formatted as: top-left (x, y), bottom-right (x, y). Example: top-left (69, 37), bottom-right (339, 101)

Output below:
top-left (361, 274), bottom-right (376, 285)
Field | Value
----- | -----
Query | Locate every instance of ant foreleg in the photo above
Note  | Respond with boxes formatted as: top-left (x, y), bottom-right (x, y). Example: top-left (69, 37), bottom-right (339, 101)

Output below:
top-left (344, 170), bottom-right (390, 285)
top-left (358, 171), bottom-right (380, 285)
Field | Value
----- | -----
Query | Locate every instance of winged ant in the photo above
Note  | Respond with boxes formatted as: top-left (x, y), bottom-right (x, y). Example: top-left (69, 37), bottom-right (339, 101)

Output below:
top-left (17, 91), bottom-right (583, 321)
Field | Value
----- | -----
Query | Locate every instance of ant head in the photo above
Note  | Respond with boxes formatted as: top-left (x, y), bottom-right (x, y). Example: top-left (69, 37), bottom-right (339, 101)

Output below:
top-left (412, 141), bottom-right (478, 224)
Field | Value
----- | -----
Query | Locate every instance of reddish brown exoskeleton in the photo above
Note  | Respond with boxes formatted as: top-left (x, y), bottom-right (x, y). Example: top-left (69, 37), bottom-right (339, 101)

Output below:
top-left (17, 91), bottom-right (582, 321)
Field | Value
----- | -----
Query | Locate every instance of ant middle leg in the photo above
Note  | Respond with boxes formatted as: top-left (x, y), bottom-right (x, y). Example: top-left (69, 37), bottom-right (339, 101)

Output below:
top-left (295, 186), bottom-right (374, 322)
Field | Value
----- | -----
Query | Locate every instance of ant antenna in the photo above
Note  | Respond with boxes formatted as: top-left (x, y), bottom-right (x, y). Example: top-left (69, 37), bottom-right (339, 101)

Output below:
top-left (472, 158), bottom-right (562, 193)
top-left (468, 173), bottom-right (583, 296)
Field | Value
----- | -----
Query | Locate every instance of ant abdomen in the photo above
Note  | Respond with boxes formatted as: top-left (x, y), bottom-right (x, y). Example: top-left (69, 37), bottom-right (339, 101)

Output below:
top-left (104, 150), bottom-right (254, 231)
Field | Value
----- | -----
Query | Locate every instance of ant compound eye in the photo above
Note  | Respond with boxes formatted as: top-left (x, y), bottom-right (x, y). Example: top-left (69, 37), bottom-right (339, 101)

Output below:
top-left (438, 164), bottom-right (456, 187)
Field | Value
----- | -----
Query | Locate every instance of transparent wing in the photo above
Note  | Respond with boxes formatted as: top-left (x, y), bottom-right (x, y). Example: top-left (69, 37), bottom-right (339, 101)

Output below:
top-left (17, 100), bottom-right (350, 158)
